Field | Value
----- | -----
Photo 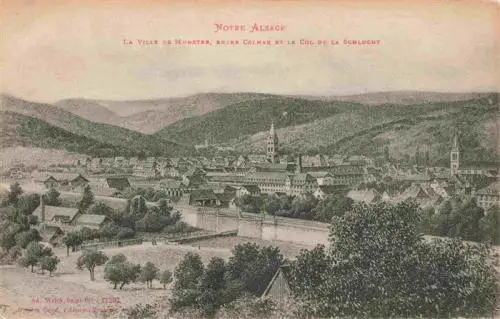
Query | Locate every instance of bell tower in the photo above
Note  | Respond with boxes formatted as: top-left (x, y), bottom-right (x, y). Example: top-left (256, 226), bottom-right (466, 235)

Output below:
top-left (267, 122), bottom-right (279, 164)
top-left (450, 130), bottom-right (460, 174)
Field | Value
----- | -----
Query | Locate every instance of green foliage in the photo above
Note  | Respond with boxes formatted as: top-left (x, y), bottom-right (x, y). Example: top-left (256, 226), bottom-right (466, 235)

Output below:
top-left (76, 249), bottom-right (108, 281)
top-left (6, 182), bottom-right (23, 205)
top-left (291, 201), bottom-right (498, 318)
top-left (155, 97), bottom-right (359, 145)
top-left (139, 261), bottom-right (160, 288)
top-left (43, 188), bottom-right (61, 206)
top-left (237, 194), bottom-right (353, 222)
top-left (8, 245), bottom-right (22, 260)
top-left (15, 228), bottom-right (42, 249)
top-left (78, 185), bottom-right (94, 212)
top-left (62, 232), bottom-right (83, 256)
top-left (226, 243), bottom-right (284, 298)
top-left (312, 195), bottom-right (354, 222)
top-left (166, 243), bottom-right (287, 317)
top-left (87, 202), bottom-right (114, 217)
top-left (136, 203), bottom-right (178, 232)
top-left (480, 205), bottom-right (500, 245)
top-left (40, 255), bottom-right (60, 275)
top-left (19, 241), bottom-right (45, 272)
top-left (234, 195), bottom-right (263, 214)
top-left (289, 245), bottom-right (330, 297)
top-left (197, 257), bottom-right (227, 317)
top-left (104, 254), bottom-right (141, 289)
top-left (160, 269), bottom-right (173, 289)
top-left (170, 252), bottom-right (205, 313)
top-left (425, 197), bottom-right (496, 244)
top-left (218, 297), bottom-right (279, 319)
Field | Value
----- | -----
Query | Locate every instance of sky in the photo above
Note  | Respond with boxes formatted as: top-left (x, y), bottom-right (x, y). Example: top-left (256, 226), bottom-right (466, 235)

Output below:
top-left (1, 0), bottom-right (499, 102)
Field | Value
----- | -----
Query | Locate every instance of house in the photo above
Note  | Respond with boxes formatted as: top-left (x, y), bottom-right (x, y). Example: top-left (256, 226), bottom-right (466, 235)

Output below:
top-left (182, 167), bottom-right (206, 188)
top-left (161, 165), bottom-right (181, 178)
top-left (188, 189), bottom-right (218, 206)
top-left (113, 157), bottom-right (128, 168)
top-left (75, 214), bottom-right (108, 229)
top-left (308, 171), bottom-right (334, 185)
top-left (328, 165), bottom-right (365, 186)
top-left (33, 203), bottom-right (80, 229)
top-left (105, 177), bottom-right (131, 191)
top-left (475, 180), bottom-right (500, 210)
top-left (133, 160), bottom-right (159, 178)
top-left (261, 264), bottom-right (292, 301)
top-left (159, 180), bottom-right (186, 197)
top-left (41, 173), bottom-right (89, 191)
top-left (236, 185), bottom-right (261, 197)
top-left (313, 185), bottom-right (349, 200)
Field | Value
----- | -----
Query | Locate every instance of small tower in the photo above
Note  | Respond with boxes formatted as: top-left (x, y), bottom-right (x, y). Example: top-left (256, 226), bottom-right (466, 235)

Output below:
top-left (267, 122), bottom-right (279, 164)
top-left (295, 155), bottom-right (302, 174)
top-left (450, 130), bottom-right (460, 174)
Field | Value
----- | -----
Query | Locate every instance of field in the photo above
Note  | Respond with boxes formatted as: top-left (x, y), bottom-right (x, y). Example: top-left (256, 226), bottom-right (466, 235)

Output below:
top-left (0, 236), bottom-right (312, 319)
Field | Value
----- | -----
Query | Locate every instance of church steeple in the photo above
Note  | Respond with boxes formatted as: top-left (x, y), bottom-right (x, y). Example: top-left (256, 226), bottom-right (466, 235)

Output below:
top-left (450, 130), bottom-right (460, 174)
top-left (267, 121), bottom-right (279, 164)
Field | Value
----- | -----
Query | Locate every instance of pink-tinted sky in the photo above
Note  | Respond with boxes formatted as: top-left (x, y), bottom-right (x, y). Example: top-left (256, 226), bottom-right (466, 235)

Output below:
top-left (1, 0), bottom-right (498, 102)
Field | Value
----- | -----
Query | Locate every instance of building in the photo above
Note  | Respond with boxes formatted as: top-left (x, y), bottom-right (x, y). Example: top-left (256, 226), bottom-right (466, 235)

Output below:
top-left (328, 165), bottom-right (365, 186)
top-left (41, 173), bottom-right (89, 191)
top-left (261, 264), bottom-right (292, 301)
top-left (475, 181), bottom-right (500, 210)
top-left (75, 214), bottom-right (108, 229)
top-left (313, 185), bottom-right (349, 200)
top-left (308, 171), bottom-right (334, 186)
top-left (267, 122), bottom-right (279, 164)
top-left (450, 130), bottom-right (460, 174)
top-left (188, 189), bottom-right (218, 206)
top-left (159, 180), bottom-right (186, 197)
top-left (236, 185), bottom-right (261, 197)
top-left (105, 177), bottom-right (131, 191)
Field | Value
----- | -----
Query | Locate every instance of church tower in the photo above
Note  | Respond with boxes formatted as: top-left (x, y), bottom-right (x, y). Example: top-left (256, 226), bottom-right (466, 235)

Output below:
top-left (267, 122), bottom-right (279, 164)
top-left (450, 130), bottom-right (460, 174)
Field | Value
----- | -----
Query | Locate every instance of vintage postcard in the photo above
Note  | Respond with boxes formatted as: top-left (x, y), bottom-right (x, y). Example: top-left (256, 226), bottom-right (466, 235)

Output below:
top-left (0, 0), bottom-right (499, 318)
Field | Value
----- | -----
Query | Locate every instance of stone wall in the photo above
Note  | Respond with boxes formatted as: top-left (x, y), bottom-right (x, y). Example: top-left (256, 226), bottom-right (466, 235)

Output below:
top-left (174, 203), bottom-right (330, 246)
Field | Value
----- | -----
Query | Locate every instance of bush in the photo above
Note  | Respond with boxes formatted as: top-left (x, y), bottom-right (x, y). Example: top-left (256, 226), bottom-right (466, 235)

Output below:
top-left (291, 201), bottom-right (498, 318)
top-left (124, 303), bottom-right (157, 319)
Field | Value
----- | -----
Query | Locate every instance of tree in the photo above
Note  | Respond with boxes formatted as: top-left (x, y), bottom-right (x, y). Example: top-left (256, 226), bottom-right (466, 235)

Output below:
top-left (62, 232), bottom-right (83, 256)
top-left (139, 261), bottom-right (160, 288)
top-left (43, 188), bottom-right (61, 206)
top-left (9, 245), bottom-right (22, 260)
top-left (76, 250), bottom-right (108, 281)
top-left (160, 270), bottom-right (173, 289)
top-left (0, 223), bottom-right (21, 251)
top-left (40, 255), bottom-right (60, 276)
top-left (197, 257), bottom-right (227, 317)
top-left (226, 243), bottom-right (284, 298)
top-left (15, 228), bottom-right (42, 249)
top-left (292, 201), bottom-right (498, 318)
top-left (6, 182), bottom-right (23, 205)
top-left (104, 254), bottom-right (141, 289)
top-left (170, 252), bottom-right (204, 312)
top-left (312, 195), bottom-right (354, 222)
top-left (19, 241), bottom-right (43, 272)
top-left (290, 245), bottom-right (330, 297)
top-left (480, 205), bottom-right (500, 245)
top-left (78, 185), bottom-right (94, 213)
